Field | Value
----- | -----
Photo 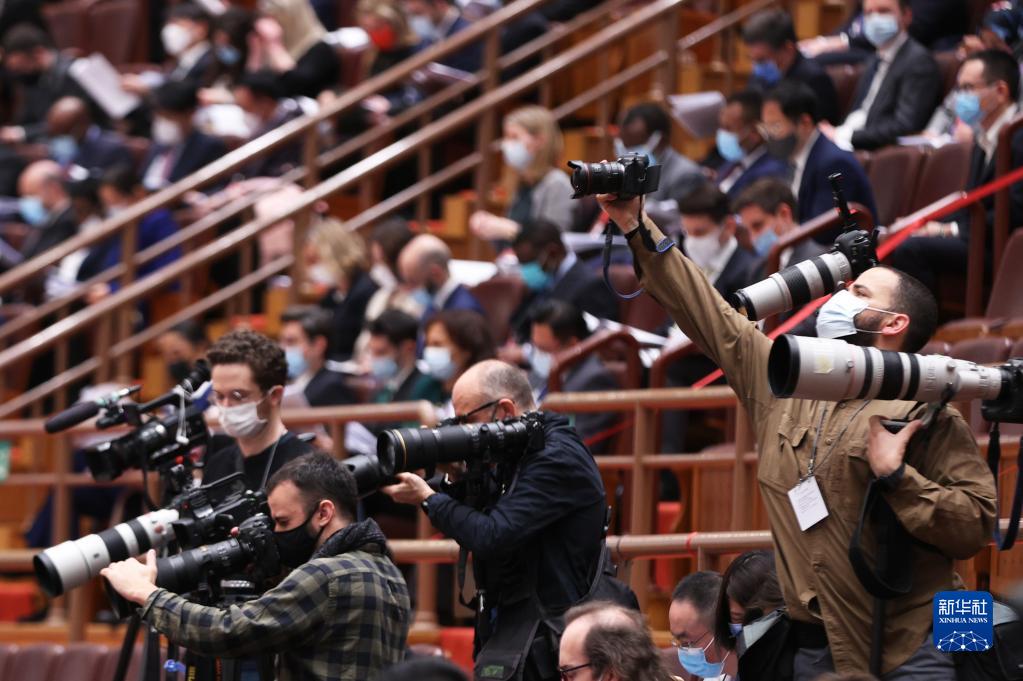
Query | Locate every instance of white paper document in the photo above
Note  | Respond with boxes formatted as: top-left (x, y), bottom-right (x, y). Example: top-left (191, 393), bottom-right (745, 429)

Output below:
top-left (69, 54), bottom-right (141, 119)
top-left (667, 91), bottom-right (726, 139)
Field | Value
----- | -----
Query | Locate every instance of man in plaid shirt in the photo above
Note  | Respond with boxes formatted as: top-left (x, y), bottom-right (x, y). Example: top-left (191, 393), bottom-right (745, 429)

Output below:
top-left (103, 453), bottom-right (411, 681)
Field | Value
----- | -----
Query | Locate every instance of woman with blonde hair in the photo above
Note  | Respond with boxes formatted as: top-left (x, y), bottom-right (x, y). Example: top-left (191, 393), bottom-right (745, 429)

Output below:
top-left (470, 105), bottom-right (574, 240)
top-left (307, 217), bottom-right (380, 360)
top-left (246, 0), bottom-right (340, 97)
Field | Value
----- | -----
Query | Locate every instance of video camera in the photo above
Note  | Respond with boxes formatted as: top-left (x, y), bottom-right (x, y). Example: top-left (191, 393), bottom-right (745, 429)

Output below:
top-left (105, 513), bottom-right (280, 619)
top-left (567, 153), bottom-right (661, 199)
top-left (33, 472), bottom-right (267, 598)
top-left (44, 362), bottom-right (212, 483)
top-left (730, 173), bottom-right (879, 321)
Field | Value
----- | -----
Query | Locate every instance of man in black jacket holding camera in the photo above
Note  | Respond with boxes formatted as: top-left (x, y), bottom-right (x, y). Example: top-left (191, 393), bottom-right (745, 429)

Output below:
top-left (382, 359), bottom-right (608, 681)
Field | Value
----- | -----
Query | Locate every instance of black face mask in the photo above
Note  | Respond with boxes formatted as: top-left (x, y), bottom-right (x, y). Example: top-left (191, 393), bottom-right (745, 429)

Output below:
top-left (274, 506), bottom-right (325, 569)
top-left (167, 360), bottom-right (191, 384)
top-left (12, 69), bottom-right (42, 85)
top-left (765, 133), bottom-right (798, 160)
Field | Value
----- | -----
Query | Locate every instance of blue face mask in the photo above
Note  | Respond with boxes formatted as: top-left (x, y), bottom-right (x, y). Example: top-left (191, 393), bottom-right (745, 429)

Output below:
top-left (863, 12), bottom-right (900, 47)
top-left (216, 44), bottom-right (241, 66)
top-left (729, 622), bottom-right (743, 637)
top-left (423, 346), bottom-right (455, 381)
top-left (371, 356), bottom-right (399, 382)
top-left (48, 135), bottom-right (79, 165)
top-left (753, 228), bottom-right (779, 257)
top-left (677, 638), bottom-right (727, 678)
top-left (954, 91), bottom-right (983, 126)
top-left (285, 347), bottom-right (308, 380)
top-left (410, 288), bottom-right (434, 310)
top-left (716, 129), bottom-right (745, 163)
top-left (752, 60), bottom-right (782, 86)
top-left (19, 196), bottom-right (47, 226)
top-left (519, 261), bottom-right (552, 292)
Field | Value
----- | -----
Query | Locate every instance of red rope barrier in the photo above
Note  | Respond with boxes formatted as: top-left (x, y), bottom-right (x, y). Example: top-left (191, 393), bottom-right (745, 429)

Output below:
top-left (687, 164), bottom-right (1023, 390)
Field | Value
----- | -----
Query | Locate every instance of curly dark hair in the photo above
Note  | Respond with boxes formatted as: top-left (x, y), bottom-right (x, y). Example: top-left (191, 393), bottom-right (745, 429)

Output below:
top-left (206, 329), bottom-right (288, 391)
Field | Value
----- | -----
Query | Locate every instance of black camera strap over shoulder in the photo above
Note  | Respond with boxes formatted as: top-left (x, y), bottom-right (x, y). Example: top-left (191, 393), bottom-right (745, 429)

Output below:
top-left (986, 422), bottom-right (1023, 550)
top-left (602, 199), bottom-right (674, 300)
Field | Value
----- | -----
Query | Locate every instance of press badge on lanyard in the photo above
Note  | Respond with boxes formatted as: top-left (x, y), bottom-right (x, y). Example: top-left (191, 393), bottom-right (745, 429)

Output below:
top-left (785, 403), bottom-right (868, 532)
top-left (788, 477), bottom-right (829, 531)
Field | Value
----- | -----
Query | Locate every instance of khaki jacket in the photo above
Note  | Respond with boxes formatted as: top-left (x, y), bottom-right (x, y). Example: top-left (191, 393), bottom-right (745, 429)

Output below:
top-left (627, 215), bottom-right (997, 674)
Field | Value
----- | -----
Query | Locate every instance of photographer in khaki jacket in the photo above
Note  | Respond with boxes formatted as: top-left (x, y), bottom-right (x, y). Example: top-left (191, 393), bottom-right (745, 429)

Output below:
top-left (599, 195), bottom-right (995, 680)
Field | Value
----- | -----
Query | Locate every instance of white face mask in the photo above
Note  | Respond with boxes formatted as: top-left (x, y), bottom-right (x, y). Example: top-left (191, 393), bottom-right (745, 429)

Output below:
top-left (219, 397), bottom-right (269, 439)
top-left (161, 23), bottom-right (193, 57)
top-left (530, 347), bottom-right (554, 380)
top-left (307, 264), bottom-right (336, 287)
top-left (501, 139), bottom-right (534, 171)
top-left (816, 289), bottom-right (895, 339)
top-left (152, 116), bottom-right (184, 146)
top-left (683, 231), bottom-right (722, 271)
top-left (423, 346), bottom-right (455, 381)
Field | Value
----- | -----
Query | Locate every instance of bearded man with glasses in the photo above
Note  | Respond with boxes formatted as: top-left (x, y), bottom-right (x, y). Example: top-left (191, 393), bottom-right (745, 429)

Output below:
top-left (382, 359), bottom-right (615, 681)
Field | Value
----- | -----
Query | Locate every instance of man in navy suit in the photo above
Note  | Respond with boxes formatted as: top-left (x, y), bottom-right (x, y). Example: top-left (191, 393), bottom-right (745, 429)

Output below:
top-left (508, 219), bottom-right (619, 339)
top-left (139, 80), bottom-right (226, 192)
top-left (45, 97), bottom-right (134, 173)
top-left (397, 233), bottom-right (485, 319)
top-left (404, 0), bottom-right (483, 73)
top-left (677, 183), bottom-right (760, 299)
top-left (761, 80), bottom-right (877, 243)
top-left (712, 91), bottom-right (789, 201)
top-left (822, 0), bottom-right (941, 151)
top-left (888, 50), bottom-right (1023, 294)
top-left (743, 8), bottom-right (840, 124)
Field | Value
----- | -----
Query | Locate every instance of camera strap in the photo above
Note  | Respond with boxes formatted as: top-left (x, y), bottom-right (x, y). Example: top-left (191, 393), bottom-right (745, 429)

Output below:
top-left (987, 422), bottom-right (1023, 550)
top-left (602, 200), bottom-right (674, 300)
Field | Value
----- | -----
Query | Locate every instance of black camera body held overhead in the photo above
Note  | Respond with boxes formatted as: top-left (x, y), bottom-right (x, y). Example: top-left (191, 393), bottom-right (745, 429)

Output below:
top-left (84, 405), bottom-right (209, 482)
top-left (567, 153), bottom-right (661, 199)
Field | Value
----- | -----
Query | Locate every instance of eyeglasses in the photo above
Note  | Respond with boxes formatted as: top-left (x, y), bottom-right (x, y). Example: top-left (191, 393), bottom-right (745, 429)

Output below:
top-left (210, 389), bottom-right (264, 407)
top-left (557, 662), bottom-right (592, 681)
top-left (755, 122), bottom-right (789, 140)
top-left (956, 81), bottom-right (993, 95)
top-left (445, 398), bottom-right (504, 426)
top-left (671, 628), bottom-right (711, 650)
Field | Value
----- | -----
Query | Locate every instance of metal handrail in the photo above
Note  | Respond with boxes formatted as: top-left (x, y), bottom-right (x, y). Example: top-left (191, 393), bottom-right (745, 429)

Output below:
top-left (0, 0), bottom-right (558, 297)
top-left (0, 0), bottom-right (706, 409)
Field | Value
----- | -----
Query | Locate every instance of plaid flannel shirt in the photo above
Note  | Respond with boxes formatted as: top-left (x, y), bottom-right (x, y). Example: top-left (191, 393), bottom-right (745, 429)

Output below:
top-left (141, 547), bottom-right (410, 681)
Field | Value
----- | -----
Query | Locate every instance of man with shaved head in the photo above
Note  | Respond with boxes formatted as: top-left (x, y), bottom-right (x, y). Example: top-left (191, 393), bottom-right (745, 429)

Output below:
top-left (44, 97), bottom-right (132, 172)
top-left (560, 602), bottom-right (674, 681)
top-left (17, 159), bottom-right (76, 262)
top-left (396, 233), bottom-right (484, 318)
top-left (383, 359), bottom-right (607, 680)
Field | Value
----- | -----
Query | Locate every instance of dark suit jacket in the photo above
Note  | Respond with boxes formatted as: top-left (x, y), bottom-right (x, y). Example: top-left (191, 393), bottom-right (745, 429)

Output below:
top-left (141, 130), bottom-right (227, 187)
top-left (799, 133), bottom-right (878, 241)
top-left (72, 127), bottom-right (135, 173)
top-left (561, 354), bottom-right (621, 456)
top-left (320, 269), bottom-right (379, 361)
top-left (955, 125), bottom-right (1023, 245)
top-left (20, 205), bottom-right (76, 261)
top-left (437, 15), bottom-right (483, 74)
top-left (711, 244), bottom-right (760, 300)
top-left (441, 283), bottom-right (486, 316)
top-left (849, 37), bottom-right (941, 150)
top-left (719, 150), bottom-right (790, 201)
top-left (304, 366), bottom-right (356, 407)
top-left (17, 53), bottom-right (96, 139)
top-left (511, 259), bottom-right (620, 340)
top-left (389, 367), bottom-right (446, 404)
top-left (748, 53), bottom-right (841, 124)
top-left (243, 100), bottom-right (304, 178)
